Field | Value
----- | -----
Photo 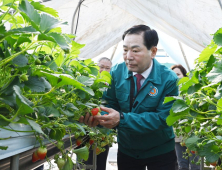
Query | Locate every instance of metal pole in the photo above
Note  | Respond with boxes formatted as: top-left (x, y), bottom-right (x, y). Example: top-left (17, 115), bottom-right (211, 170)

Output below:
top-left (92, 143), bottom-right (97, 170)
top-left (178, 41), bottom-right (190, 71)
top-left (71, 0), bottom-right (83, 34)
top-left (10, 154), bottom-right (19, 170)
top-left (218, 0), bottom-right (222, 10)
top-left (110, 43), bottom-right (119, 61)
top-left (200, 157), bottom-right (204, 170)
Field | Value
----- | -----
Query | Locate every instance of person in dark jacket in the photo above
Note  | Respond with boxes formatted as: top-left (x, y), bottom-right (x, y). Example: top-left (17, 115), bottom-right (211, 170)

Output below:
top-left (171, 64), bottom-right (200, 170)
top-left (84, 57), bottom-right (112, 170)
top-left (80, 25), bottom-right (178, 170)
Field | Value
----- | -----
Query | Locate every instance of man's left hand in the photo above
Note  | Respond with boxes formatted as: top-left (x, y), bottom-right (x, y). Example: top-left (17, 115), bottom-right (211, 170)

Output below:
top-left (94, 107), bottom-right (120, 129)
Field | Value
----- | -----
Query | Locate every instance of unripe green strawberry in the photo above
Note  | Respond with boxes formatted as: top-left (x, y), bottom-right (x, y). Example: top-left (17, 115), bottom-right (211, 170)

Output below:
top-left (20, 74), bottom-right (28, 81)
top-left (45, 55), bottom-right (51, 62)
top-left (57, 141), bottom-right (63, 149)
top-left (57, 158), bottom-right (65, 169)
top-left (35, 58), bottom-right (41, 65)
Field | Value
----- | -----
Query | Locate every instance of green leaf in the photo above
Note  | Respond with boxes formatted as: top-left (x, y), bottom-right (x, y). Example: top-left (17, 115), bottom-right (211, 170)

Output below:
top-left (15, 36), bottom-right (31, 47)
top-left (84, 59), bottom-right (93, 66)
top-left (0, 26), bottom-right (37, 41)
top-left (54, 50), bottom-right (64, 67)
top-left (82, 87), bottom-right (95, 96)
top-left (70, 41), bottom-right (85, 55)
top-left (13, 85), bottom-right (34, 114)
top-left (205, 153), bottom-right (220, 163)
top-left (66, 103), bottom-right (79, 111)
top-left (77, 76), bottom-right (94, 86)
top-left (11, 54), bottom-right (28, 67)
top-left (178, 77), bottom-right (190, 85)
top-left (74, 121), bottom-right (86, 134)
top-left (69, 60), bottom-right (84, 70)
top-left (190, 71), bottom-right (199, 84)
top-left (198, 41), bottom-right (217, 62)
top-left (16, 117), bottom-right (29, 125)
top-left (0, 146), bottom-right (8, 150)
top-left (25, 76), bottom-right (51, 92)
top-left (172, 100), bottom-right (189, 113)
top-left (18, 0), bottom-right (40, 25)
top-left (180, 79), bottom-right (193, 91)
top-left (39, 13), bottom-right (67, 33)
top-left (38, 33), bottom-right (56, 42)
top-left (1, 0), bottom-right (14, 7)
top-left (45, 106), bottom-right (60, 117)
top-left (34, 70), bottom-right (59, 86)
top-left (187, 84), bottom-right (202, 94)
top-left (44, 60), bottom-right (58, 71)
top-left (31, 1), bottom-right (59, 17)
top-left (0, 118), bottom-right (10, 126)
top-left (215, 85), bottom-right (222, 99)
top-left (57, 74), bottom-right (85, 90)
top-left (166, 114), bottom-right (181, 126)
top-left (0, 95), bottom-right (16, 107)
top-left (197, 143), bottom-right (219, 163)
top-left (27, 119), bottom-right (44, 134)
top-left (60, 109), bottom-right (73, 117)
top-left (47, 32), bottom-right (69, 52)
top-left (73, 146), bottom-right (89, 161)
top-left (62, 156), bottom-right (74, 170)
top-left (89, 66), bottom-right (99, 76)
top-left (163, 96), bottom-right (183, 104)
top-left (217, 98), bottom-right (222, 113)
top-left (207, 60), bottom-right (222, 84)
top-left (185, 136), bottom-right (200, 150)
top-left (214, 28), bottom-right (222, 46)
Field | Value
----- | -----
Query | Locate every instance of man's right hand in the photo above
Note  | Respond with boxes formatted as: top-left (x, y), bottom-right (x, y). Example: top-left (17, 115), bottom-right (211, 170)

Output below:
top-left (79, 112), bottom-right (99, 127)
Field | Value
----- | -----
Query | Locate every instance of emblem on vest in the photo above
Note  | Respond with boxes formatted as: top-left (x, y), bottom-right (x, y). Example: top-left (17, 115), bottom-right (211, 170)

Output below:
top-left (149, 86), bottom-right (158, 96)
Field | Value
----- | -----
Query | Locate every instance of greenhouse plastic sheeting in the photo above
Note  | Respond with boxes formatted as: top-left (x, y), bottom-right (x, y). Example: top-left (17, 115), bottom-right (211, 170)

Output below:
top-left (43, 0), bottom-right (222, 61)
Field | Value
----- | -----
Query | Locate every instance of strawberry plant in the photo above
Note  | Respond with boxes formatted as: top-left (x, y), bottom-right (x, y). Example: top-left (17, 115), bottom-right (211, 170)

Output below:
top-left (165, 27), bottom-right (222, 167)
top-left (0, 0), bottom-right (116, 169)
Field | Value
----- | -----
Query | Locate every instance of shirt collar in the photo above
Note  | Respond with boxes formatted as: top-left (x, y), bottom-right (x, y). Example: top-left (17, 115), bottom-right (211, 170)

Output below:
top-left (133, 60), bottom-right (153, 79)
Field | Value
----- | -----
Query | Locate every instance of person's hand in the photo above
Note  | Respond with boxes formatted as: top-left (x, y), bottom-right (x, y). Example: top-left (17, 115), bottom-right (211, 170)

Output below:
top-left (79, 112), bottom-right (99, 127)
top-left (94, 107), bottom-right (120, 129)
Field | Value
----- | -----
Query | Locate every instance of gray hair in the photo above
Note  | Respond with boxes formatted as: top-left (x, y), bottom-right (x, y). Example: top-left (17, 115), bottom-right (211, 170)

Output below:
top-left (98, 57), bottom-right (112, 65)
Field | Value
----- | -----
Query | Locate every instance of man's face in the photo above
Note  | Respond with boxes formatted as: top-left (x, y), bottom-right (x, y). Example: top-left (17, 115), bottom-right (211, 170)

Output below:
top-left (123, 33), bottom-right (157, 73)
top-left (98, 59), bottom-right (112, 73)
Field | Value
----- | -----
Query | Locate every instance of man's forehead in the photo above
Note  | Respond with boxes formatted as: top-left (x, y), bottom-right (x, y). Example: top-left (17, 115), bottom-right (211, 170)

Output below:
top-left (99, 61), bottom-right (111, 66)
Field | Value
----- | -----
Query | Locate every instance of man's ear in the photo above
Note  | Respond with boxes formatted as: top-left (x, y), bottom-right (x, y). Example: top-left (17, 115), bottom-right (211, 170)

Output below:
top-left (151, 46), bottom-right (157, 59)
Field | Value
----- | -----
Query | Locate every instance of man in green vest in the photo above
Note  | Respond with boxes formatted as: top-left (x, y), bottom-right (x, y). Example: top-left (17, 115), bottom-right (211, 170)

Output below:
top-left (80, 25), bottom-right (178, 170)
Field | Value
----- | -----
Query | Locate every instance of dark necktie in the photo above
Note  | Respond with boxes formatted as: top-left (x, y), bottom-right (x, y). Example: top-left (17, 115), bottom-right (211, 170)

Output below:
top-left (135, 74), bottom-right (143, 93)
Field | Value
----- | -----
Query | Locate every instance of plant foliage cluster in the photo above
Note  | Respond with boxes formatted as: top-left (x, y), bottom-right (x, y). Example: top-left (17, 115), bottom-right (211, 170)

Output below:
top-left (165, 28), bottom-right (222, 167)
top-left (0, 0), bottom-right (116, 169)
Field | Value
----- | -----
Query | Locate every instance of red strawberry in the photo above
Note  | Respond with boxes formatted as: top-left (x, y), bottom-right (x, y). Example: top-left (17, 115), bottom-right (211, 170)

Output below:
top-left (37, 147), bottom-right (47, 160)
top-left (89, 139), bottom-right (94, 145)
top-left (32, 150), bottom-right (40, 162)
top-left (191, 150), bottom-right (196, 154)
top-left (210, 161), bottom-right (217, 166)
top-left (91, 107), bottom-right (101, 116)
top-left (96, 147), bottom-right (101, 155)
top-left (76, 138), bottom-right (82, 146)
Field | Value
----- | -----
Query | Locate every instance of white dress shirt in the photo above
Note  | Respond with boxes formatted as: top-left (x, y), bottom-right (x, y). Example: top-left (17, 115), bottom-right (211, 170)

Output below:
top-left (133, 60), bottom-right (153, 86)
